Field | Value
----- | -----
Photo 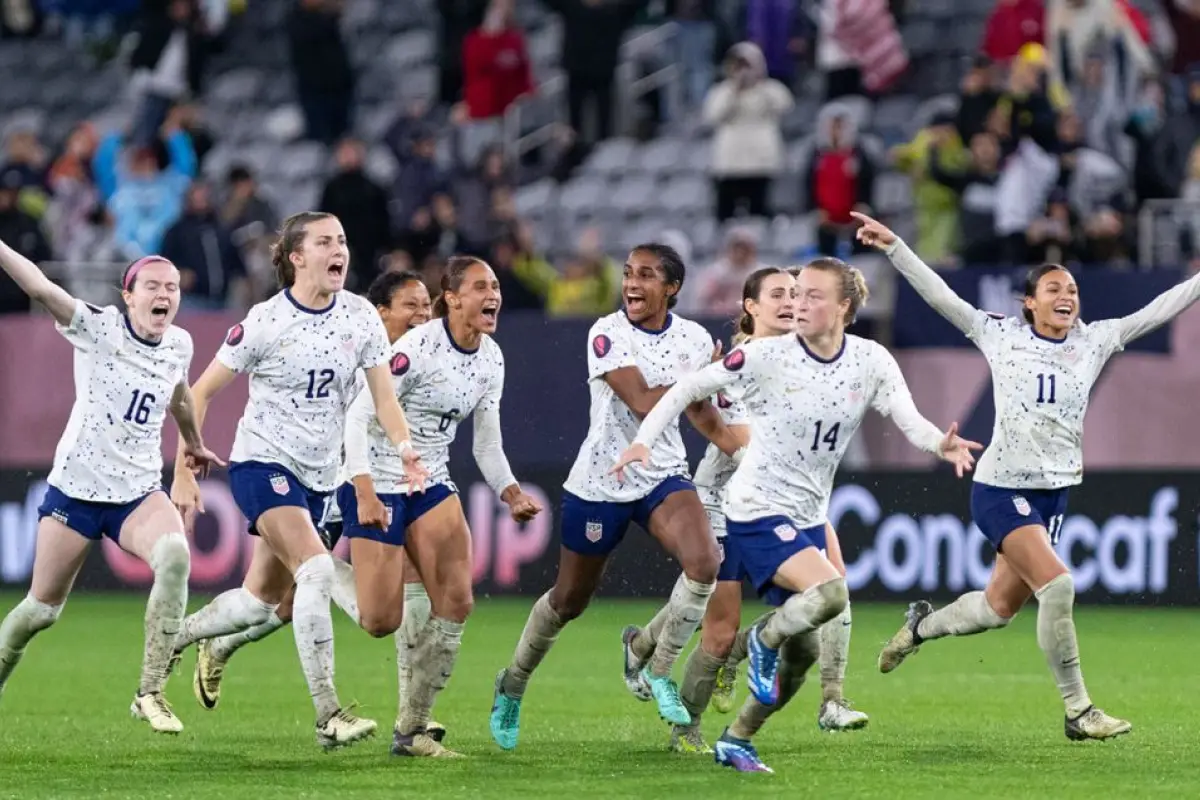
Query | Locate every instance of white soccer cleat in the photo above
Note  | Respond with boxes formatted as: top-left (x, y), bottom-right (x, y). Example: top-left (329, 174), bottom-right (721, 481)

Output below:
top-left (818, 698), bottom-right (869, 731)
top-left (1065, 706), bottom-right (1132, 741)
top-left (193, 640), bottom-right (226, 710)
top-left (130, 692), bottom-right (184, 734)
top-left (878, 600), bottom-right (933, 674)
top-left (391, 729), bottom-right (464, 758)
top-left (316, 708), bottom-right (378, 750)
top-left (620, 625), bottom-right (653, 702)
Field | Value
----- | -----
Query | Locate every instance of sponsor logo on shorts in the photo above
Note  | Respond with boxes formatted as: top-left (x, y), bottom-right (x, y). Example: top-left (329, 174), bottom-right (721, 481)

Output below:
top-left (270, 474), bottom-right (290, 496)
top-left (773, 523), bottom-right (797, 542)
top-left (52, 510), bottom-right (68, 525)
top-left (585, 520), bottom-right (603, 543)
top-left (1013, 496), bottom-right (1031, 516)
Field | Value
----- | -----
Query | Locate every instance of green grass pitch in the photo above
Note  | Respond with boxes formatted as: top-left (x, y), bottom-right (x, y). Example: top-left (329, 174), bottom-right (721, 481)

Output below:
top-left (1, 593), bottom-right (1198, 799)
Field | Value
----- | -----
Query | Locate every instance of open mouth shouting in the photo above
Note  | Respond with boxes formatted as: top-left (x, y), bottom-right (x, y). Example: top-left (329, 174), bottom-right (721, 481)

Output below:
top-left (480, 301), bottom-right (499, 324)
top-left (327, 260), bottom-right (345, 280)
top-left (624, 291), bottom-right (646, 317)
top-left (150, 302), bottom-right (171, 322)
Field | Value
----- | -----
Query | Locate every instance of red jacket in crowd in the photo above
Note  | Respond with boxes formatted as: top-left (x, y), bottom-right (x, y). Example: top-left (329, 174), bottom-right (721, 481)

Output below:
top-left (462, 26), bottom-right (534, 120)
top-left (982, 0), bottom-right (1045, 62)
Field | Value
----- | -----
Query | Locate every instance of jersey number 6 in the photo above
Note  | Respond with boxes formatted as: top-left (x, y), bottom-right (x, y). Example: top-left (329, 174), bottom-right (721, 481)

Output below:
top-left (437, 408), bottom-right (462, 433)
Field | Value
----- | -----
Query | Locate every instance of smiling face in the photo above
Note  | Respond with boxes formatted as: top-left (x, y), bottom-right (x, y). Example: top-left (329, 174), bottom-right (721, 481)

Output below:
top-left (1025, 267), bottom-right (1079, 335)
top-left (292, 215), bottom-right (349, 295)
top-left (622, 249), bottom-right (676, 325)
top-left (123, 259), bottom-right (181, 338)
top-left (745, 272), bottom-right (796, 337)
top-left (379, 279), bottom-right (432, 343)
top-left (449, 261), bottom-right (502, 334)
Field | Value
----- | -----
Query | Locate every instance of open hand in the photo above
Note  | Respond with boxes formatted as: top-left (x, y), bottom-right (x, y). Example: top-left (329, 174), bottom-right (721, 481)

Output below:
top-left (938, 422), bottom-right (984, 478)
top-left (611, 443), bottom-right (651, 484)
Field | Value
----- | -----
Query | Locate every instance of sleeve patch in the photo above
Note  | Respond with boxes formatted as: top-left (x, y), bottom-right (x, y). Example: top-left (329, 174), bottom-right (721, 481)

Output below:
top-left (390, 352), bottom-right (410, 376)
top-left (722, 349), bottom-right (746, 372)
top-left (225, 323), bottom-right (245, 346)
top-left (592, 334), bottom-right (612, 358)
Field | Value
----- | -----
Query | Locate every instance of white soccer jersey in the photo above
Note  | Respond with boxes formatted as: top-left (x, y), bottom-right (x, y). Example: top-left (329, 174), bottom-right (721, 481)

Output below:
top-left (218, 290), bottom-right (391, 492)
top-left (692, 392), bottom-right (748, 533)
top-left (48, 300), bottom-right (193, 503)
top-left (564, 311), bottom-right (715, 503)
top-left (887, 240), bottom-right (1200, 490)
top-left (634, 334), bottom-right (944, 529)
top-left (343, 318), bottom-right (515, 495)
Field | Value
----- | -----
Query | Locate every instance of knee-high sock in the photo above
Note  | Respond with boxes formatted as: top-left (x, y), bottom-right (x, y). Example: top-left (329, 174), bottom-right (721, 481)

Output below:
top-left (727, 611), bottom-right (775, 666)
top-left (648, 575), bottom-right (715, 678)
top-left (397, 616), bottom-right (463, 735)
top-left (176, 587), bottom-right (277, 651)
top-left (1035, 574), bottom-right (1092, 718)
top-left (818, 601), bottom-right (852, 703)
top-left (916, 591), bottom-right (1011, 641)
top-left (630, 600), bottom-right (672, 661)
top-left (499, 592), bottom-right (566, 699)
top-left (209, 611), bottom-right (288, 662)
top-left (292, 554), bottom-right (340, 722)
top-left (678, 644), bottom-right (724, 725)
top-left (729, 630), bottom-right (820, 740)
top-left (0, 595), bottom-right (62, 693)
top-left (395, 583), bottom-right (431, 718)
top-left (139, 533), bottom-right (190, 695)
top-left (759, 578), bottom-right (848, 649)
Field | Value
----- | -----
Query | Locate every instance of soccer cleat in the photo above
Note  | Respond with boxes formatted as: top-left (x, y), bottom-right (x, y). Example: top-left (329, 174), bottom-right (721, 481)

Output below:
top-left (130, 692), bottom-right (184, 734)
top-left (391, 728), bottom-right (463, 757)
top-left (315, 708), bottom-right (377, 750)
top-left (621, 625), bottom-right (653, 702)
top-left (746, 623), bottom-right (780, 706)
top-left (642, 667), bottom-right (691, 725)
top-left (426, 720), bottom-right (447, 743)
top-left (714, 728), bottom-right (773, 773)
top-left (710, 661), bottom-right (738, 713)
top-left (818, 698), bottom-right (869, 731)
top-left (193, 639), bottom-right (226, 710)
top-left (1065, 706), bottom-right (1132, 741)
top-left (489, 669), bottom-right (522, 751)
top-left (670, 724), bottom-right (712, 754)
top-left (878, 600), bottom-right (933, 674)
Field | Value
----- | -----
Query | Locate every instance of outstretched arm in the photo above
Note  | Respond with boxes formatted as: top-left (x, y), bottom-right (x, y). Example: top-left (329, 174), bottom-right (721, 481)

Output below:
top-left (1112, 271), bottom-right (1200, 346)
top-left (0, 238), bottom-right (76, 325)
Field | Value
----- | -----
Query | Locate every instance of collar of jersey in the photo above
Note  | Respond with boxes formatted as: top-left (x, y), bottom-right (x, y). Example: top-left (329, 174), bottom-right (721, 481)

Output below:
top-left (624, 310), bottom-right (673, 335)
top-left (1029, 325), bottom-right (1069, 344)
top-left (443, 316), bottom-right (479, 354)
top-left (284, 288), bottom-right (337, 315)
top-left (123, 314), bottom-right (160, 348)
top-left (797, 333), bottom-right (845, 364)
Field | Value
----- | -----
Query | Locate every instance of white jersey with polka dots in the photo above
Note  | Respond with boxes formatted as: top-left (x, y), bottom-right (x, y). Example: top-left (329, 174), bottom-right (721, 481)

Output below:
top-left (692, 392), bottom-right (748, 536)
top-left (564, 311), bottom-right (715, 503)
top-left (343, 318), bottom-right (509, 494)
top-left (218, 289), bottom-right (391, 492)
top-left (887, 240), bottom-right (1200, 490)
top-left (48, 300), bottom-right (193, 503)
top-left (634, 334), bottom-right (944, 529)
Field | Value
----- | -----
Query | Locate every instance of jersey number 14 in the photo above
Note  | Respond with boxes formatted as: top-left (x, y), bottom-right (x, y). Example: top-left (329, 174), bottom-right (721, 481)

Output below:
top-left (811, 420), bottom-right (840, 452)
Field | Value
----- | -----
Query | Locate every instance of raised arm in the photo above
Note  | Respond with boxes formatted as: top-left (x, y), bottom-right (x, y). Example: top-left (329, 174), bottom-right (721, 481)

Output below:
top-left (1111, 271), bottom-right (1200, 346)
top-left (852, 212), bottom-right (981, 335)
top-left (0, 237), bottom-right (77, 325)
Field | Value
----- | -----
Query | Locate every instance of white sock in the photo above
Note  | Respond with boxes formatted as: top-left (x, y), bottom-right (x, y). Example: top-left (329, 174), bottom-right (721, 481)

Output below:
top-left (760, 577), bottom-right (848, 649)
top-left (0, 595), bottom-right (62, 692)
top-left (818, 601), bottom-right (852, 702)
top-left (916, 591), bottom-right (1011, 641)
top-left (292, 554), bottom-right (340, 722)
top-left (649, 575), bottom-right (715, 678)
top-left (500, 592), bottom-right (567, 699)
top-left (630, 602), bottom-right (671, 660)
top-left (330, 557), bottom-right (359, 623)
top-left (177, 587), bottom-right (277, 651)
top-left (396, 583), bottom-right (431, 721)
top-left (139, 533), bottom-right (190, 695)
top-left (1035, 574), bottom-right (1092, 718)
top-left (209, 612), bottom-right (288, 662)
top-left (397, 616), bottom-right (463, 735)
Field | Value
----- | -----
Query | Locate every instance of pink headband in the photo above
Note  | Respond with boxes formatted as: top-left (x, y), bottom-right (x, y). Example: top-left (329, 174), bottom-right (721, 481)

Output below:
top-left (123, 256), bottom-right (172, 291)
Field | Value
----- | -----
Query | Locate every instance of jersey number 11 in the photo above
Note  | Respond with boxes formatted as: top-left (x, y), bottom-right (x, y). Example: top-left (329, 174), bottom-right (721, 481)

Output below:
top-left (1036, 373), bottom-right (1057, 404)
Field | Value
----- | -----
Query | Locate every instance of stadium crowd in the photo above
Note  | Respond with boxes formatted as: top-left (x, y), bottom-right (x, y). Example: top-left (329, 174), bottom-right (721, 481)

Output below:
top-left (1, 0), bottom-right (1199, 318)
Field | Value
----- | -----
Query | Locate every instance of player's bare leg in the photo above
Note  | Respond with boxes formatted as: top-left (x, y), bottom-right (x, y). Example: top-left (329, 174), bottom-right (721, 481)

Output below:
top-left (491, 547), bottom-right (608, 750)
top-left (392, 496), bottom-right (470, 758)
top-left (0, 519), bottom-right (85, 704)
top-left (118, 493), bottom-right (191, 734)
top-left (816, 527), bottom-right (867, 731)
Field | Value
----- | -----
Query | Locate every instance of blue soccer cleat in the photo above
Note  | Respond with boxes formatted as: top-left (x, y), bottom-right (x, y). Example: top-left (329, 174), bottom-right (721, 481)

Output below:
top-left (714, 728), bottom-right (773, 773)
top-left (641, 666), bottom-right (691, 726)
top-left (489, 669), bottom-right (522, 751)
top-left (746, 623), bottom-right (780, 706)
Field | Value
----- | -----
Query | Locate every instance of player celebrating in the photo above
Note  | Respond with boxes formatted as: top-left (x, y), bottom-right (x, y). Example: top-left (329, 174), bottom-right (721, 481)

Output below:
top-left (489, 243), bottom-right (743, 751)
top-left (855, 211), bottom-right (1200, 741)
top-left (342, 255), bottom-right (542, 757)
top-left (0, 245), bottom-right (221, 734)
top-left (169, 212), bottom-right (429, 750)
top-left (189, 270), bottom-right (432, 701)
top-left (613, 257), bottom-right (978, 772)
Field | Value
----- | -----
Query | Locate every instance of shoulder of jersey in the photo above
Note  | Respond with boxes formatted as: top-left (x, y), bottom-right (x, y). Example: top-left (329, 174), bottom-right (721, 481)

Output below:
top-left (340, 291), bottom-right (377, 314)
top-left (591, 310), bottom-right (626, 333)
top-left (164, 324), bottom-right (194, 351)
top-left (672, 314), bottom-right (709, 341)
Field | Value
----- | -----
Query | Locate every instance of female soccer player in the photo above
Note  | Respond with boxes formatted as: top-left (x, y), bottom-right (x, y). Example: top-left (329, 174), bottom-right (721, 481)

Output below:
top-left (169, 211), bottom-right (429, 750)
top-left (854, 211), bottom-right (1200, 741)
top-left (613, 257), bottom-right (978, 772)
top-left (0, 244), bottom-right (221, 734)
top-left (489, 243), bottom-right (744, 751)
top-left (189, 270), bottom-right (432, 705)
top-left (341, 255), bottom-right (541, 758)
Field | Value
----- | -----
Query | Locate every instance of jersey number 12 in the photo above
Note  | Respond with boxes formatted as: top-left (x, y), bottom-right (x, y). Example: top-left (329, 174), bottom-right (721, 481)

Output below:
top-left (305, 368), bottom-right (335, 399)
top-left (811, 420), bottom-right (840, 452)
top-left (1036, 373), bottom-right (1057, 404)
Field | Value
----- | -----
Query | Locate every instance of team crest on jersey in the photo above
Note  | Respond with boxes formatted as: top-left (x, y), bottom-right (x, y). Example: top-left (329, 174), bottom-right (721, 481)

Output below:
top-left (722, 349), bottom-right (745, 372)
top-left (341, 332), bottom-right (356, 353)
top-left (390, 352), bottom-right (410, 376)
top-left (773, 523), bottom-right (797, 542)
top-left (585, 520), bottom-right (604, 542)
top-left (270, 474), bottom-right (290, 496)
top-left (592, 334), bottom-right (612, 358)
top-left (1012, 496), bottom-right (1031, 516)
top-left (225, 323), bottom-right (245, 346)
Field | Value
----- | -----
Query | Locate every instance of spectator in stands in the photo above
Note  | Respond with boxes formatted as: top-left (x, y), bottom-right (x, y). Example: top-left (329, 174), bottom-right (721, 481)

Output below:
top-left (0, 165), bottom-right (51, 314)
top-left (1154, 64), bottom-right (1200, 196)
top-left (816, 0), bottom-right (907, 100)
top-left (318, 138), bottom-right (390, 285)
top-left (1123, 76), bottom-right (1171, 203)
top-left (891, 110), bottom-right (967, 265)
top-left (670, 0), bottom-right (720, 109)
top-left (221, 164), bottom-right (278, 300)
top-left (454, 143), bottom-right (513, 246)
top-left (1166, 1), bottom-right (1200, 76)
top-left (744, 0), bottom-right (810, 87)
top-left (386, 119), bottom-right (448, 235)
top-left (429, 192), bottom-right (483, 257)
top-left (1069, 42), bottom-right (1129, 162)
top-left (929, 131), bottom-right (1003, 265)
top-left (540, 0), bottom-right (648, 149)
top-left (160, 180), bottom-right (249, 310)
top-left (994, 43), bottom-right (1061, 153)
top-left (44, 122), bottom-right (100, 261)
top-left (703, 41), bottom-right (792, 222)
top-left (981, 0), bottom-right (1045, 64)
top-left (488, 226), bottom-right (545, 311)
top-left (1025, 186), bottom-right (1079, 264)
top-left (1055, 109), bottom-right (1126, 224)
top-left (501, 223), bottom-right (618, 316)
top-left (462, 0), bottom-right (534, 122)
top-left (170, 102), bottom-right (216, 170)
top-left (1047, 0), bottom-right (1154, 92)
top-left (686, 225), bottom-right (764, 316)
top-left (2, 125), bottom-right (50, 220)
top-left (805, 106), bottom-right (875, 257)
top-left (129, 0), bottom-right (214, 147)
top-left (288, 0), bottom-right (356, 146)
top-left (435, 0), bottom-right (489, 108)
top-left (958, 56), bottom-right (1002, 144)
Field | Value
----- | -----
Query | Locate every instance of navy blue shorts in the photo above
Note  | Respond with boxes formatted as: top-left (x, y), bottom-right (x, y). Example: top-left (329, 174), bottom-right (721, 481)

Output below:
top-left (726, 516), bottom-right (827, 607)
top-left (560, 476), bottom-right (696, 556)
top-left (971, 482), bottom-right (1069, 550)
top-left (37, 485), bottom-right (162, 543)
top-left (716, 536), bottom-right (744, 582)
top-left (337, 482), bottom-right (456, 548)
top-left (228, 461), bottom-right (329, 536)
